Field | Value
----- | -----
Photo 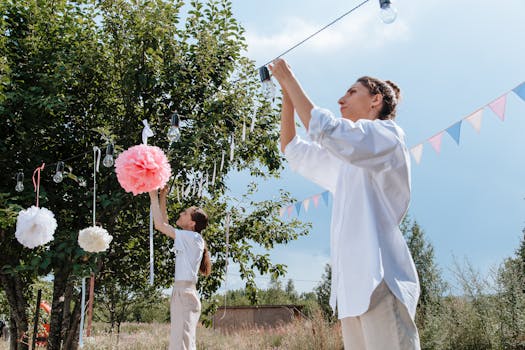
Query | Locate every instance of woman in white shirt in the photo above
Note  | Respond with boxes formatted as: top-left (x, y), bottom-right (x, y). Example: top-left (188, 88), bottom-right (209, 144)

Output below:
top-left (149, 187), bottom-right (211, 350)
top-left (270, 58), bottom-right (420, 350)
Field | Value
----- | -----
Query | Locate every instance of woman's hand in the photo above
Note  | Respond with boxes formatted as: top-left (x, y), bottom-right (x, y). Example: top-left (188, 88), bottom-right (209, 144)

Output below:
top-left (269, 58), bottom-right (294, 88)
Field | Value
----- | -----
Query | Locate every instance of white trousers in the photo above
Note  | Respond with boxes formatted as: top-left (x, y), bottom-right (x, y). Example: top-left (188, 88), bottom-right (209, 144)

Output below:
top-left (169, 281), bottom-right (201, 350)
top-left (341, 280), bottom-right (420, 350)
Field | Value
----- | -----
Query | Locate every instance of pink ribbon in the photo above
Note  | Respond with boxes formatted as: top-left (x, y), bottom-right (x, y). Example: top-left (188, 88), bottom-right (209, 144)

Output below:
top-left (32, 163), bottom-right (45, 207)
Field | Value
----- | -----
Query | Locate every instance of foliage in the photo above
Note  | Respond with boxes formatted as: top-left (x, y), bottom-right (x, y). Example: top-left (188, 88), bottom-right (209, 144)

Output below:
top-left (314, 263), bottom-right (336, 323)
top-left (0, 0), bottom-right (309, 348)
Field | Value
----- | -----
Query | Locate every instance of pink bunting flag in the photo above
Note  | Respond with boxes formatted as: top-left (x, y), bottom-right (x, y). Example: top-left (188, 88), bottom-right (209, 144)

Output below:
top-left (410, 144), bottom-right (423, 165)
top-left (488, 94), bottom-right (507, 121)
top-left (303, 198), bottom-right (310, 212)
top-left (427, 132), bottom-right (444, 154)
top-left (287, 206), bottom-right (294, 217)
top-left (464, 109), bottom-right (483, 133)
top-left (312, 194), bottom-right (320, 208)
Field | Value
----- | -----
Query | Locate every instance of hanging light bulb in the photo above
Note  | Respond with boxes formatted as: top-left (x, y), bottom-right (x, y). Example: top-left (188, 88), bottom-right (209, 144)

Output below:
top-left (53, 161), bottom-right (65, 183)
top-left (103, 143), bottom-right (114, 168)
top-left (378, 0), bottom-right (397, 24)
top-left (167, 111), bottom-right (181, 143)
top-left (259, 66), bottom-right (276, 100)
top-left (15, 171), bottom-right (24, 192)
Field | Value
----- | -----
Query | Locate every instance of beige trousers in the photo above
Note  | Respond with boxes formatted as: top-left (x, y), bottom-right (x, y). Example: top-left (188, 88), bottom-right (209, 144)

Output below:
top-left (341, 280), bottom-right (420, 350)
top-left (169, 281), bottom-right (201, 350)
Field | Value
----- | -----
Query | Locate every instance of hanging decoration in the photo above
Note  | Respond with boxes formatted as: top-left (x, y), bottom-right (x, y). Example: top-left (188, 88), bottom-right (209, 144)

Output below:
top-left (15, 171), bottom-right (24, 192)
top-left (115, 120), bottom-right (172, 195)
top-left (378, 0), bottom-right (397, 24)
top-left (78, 147), bottom-right (112, 253)
top-left (53, 161), bottom-right (65, 183)
top-left (229, 133), bottom-right (235, 162)
top-left (102, 143), bottom-right (115, 168)
top-left (259, 66), bottom-right (276, 100)
top-left (15, 164), bottom-right (57, 249)
top-left (409, 81), bottom-right (525, 165)
top-left (167, 111), bottom-right (181, 143)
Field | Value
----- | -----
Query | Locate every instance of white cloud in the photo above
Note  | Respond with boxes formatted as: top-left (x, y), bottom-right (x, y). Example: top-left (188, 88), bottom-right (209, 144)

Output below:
top-left (245, 7), bottom-right (410, 64)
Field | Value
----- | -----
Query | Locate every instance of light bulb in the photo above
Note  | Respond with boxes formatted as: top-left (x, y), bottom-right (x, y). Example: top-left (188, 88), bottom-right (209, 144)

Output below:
top-left (15, 171), bottom-right (24, 192)
top-left (259, 66), bottom-right (276, 100)
top-left (379, 0), bottom-right (397, 24)
top-left (167, 112), bottom-right (181, 143)
top-left (53, 161), bottom-right (65, 183)
top-left (103, 143), bottom-right (114, 168)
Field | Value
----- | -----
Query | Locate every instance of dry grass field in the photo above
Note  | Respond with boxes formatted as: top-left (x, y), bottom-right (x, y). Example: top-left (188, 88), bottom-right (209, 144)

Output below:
top-left (0, 315), bottom-right (343, 350)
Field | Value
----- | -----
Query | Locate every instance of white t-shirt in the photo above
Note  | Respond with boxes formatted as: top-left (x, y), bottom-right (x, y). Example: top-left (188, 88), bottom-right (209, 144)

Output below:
top-left (285, 107), bottom-right (419, 320)
top-left (173, 229), bottom-right (204, 283)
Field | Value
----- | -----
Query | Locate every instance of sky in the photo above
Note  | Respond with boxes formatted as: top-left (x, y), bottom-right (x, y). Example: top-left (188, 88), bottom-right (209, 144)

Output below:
top-left (221, 0), bottom-right (525, 294)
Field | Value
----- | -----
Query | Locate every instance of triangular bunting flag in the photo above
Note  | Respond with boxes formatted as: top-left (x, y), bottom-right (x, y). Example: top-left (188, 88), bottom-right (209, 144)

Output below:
top-left (464, 109), bottom-right (483, 133)
top-left (303, 198), bottom-right (310, 212)
top-left (287, 206), bottom-right (294, 217)
top-left (488, 94), bottom-right (507, 121)
top-left (312, 194), bottom-right (320, 208)
top-left (295, 202), bottom-right (302, 216)
top-left (512, 82), bottom-right (525, 102)
top-left (279, 207), bottom-right (285, 218)
top-left (427, 132), bottom-right (444, 154)
top-left (446, 121), bottom-right (462, 145)
top-left (321, 191), bottom-right (329, 206)
top-left (410, 144), bottom-right (423, 165)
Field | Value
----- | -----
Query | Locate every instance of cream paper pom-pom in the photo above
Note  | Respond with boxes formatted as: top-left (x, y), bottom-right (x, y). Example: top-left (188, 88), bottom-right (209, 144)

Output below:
top-left (78, 226), bottom-right (113, 253)
top-left (15, 206), bottom-right (57, 249)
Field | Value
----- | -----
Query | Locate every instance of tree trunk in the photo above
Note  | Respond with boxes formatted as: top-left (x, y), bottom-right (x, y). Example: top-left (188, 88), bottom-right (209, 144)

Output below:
top-left (62, 291), bottom-right (82, 350)
top-left (47, 266), bottom-right (70, 350)
top-left (0, 273), bottom-right (29, 350)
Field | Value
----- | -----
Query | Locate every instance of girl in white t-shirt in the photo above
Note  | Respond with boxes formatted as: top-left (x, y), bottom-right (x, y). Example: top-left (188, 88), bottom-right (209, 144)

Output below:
top-left (149, 187), bottom-right (211, 350)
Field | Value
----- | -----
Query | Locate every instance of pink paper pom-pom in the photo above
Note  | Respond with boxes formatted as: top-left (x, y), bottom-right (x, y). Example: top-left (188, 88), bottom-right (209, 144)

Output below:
top-left (115, 144), bottom-right (172, 196)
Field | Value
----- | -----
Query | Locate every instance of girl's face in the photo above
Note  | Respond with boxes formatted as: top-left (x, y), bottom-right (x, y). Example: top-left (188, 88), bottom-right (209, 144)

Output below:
top-left (337, 82), bottom-right (382, 122)
top-left (176, 208), bottom-right (196, 231)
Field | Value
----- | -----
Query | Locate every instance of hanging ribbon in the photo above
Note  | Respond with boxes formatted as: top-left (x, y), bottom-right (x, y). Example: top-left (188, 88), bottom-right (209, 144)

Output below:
top-left (92, 147), bottom-right (101, 226)
top-left (32, 163), bottom-right (45, 207)
top-left (142, 119), bottom-right (155, 285)
top-left (220, 150), bottom-right (225, 172)
top-left (79, 277), bottom-right (86, 348)
top-left (219, 212), bottom-right (231, 320)
top-left (241, 119), bottom-right (246, 142)
top-left (142, 119), bottom-right (154, 145)
top-left (149, 206), bottom-right (154, 286)
top-left (212, 161), bottom-right (216, 186)
top-left (229, 134), bottom-right (235, 162)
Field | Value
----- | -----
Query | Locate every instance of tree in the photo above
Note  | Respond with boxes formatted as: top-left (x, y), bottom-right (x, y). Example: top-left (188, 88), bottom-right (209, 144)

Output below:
top-left (314, 263), bottom-right (336, 322)
top-left (0, 0), bottom-right (309, 349)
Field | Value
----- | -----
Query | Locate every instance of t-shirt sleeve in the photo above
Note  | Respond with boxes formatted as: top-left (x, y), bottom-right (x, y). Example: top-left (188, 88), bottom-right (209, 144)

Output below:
top-left (308, 107), bottom-right (401, 171)
top-left (284, 134), bottom-right (341, 194)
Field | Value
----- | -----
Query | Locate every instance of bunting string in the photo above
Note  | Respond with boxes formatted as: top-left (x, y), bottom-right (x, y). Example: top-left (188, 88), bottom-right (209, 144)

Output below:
top-left (283, 81), bottom-right (525, 217)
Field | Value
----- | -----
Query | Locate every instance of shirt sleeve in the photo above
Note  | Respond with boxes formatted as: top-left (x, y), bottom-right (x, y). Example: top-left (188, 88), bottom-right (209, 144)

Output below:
top-left (284, 134), bottom-right (342, 193)
top-left (308, 107), bottom-right (402, 171)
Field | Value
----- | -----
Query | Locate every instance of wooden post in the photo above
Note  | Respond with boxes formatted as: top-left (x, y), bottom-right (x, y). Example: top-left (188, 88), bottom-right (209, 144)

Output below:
top-left (86, 273), bottom-right (95, 337)
top-left (31, 289), bottom-right (42, 350)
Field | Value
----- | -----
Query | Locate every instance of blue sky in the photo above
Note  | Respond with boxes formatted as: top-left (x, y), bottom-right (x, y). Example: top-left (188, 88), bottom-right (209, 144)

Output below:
top-left (222, 0), bottom-right (525, 294)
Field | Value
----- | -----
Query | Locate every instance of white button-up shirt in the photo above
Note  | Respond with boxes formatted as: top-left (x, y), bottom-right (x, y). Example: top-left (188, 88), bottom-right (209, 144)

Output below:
top-left (285, 107), bottom-right (420, 319)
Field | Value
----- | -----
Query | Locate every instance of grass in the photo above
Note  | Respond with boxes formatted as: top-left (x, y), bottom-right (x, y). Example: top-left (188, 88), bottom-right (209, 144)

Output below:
top-left (0, 314), bottom-right (343, 350)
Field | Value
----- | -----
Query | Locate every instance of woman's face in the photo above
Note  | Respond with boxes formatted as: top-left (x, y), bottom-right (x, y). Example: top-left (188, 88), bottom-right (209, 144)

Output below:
top-left (176, 208), bottom-right (195, 231)
top-left (337, 82), bottom-right (381, 122)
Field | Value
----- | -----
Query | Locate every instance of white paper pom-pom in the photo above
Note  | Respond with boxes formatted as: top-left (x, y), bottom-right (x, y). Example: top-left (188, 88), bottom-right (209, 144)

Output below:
top-left (15, 206), bottom-right (57, 249)
top-left (78, 226), bottom-right (113, 253)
